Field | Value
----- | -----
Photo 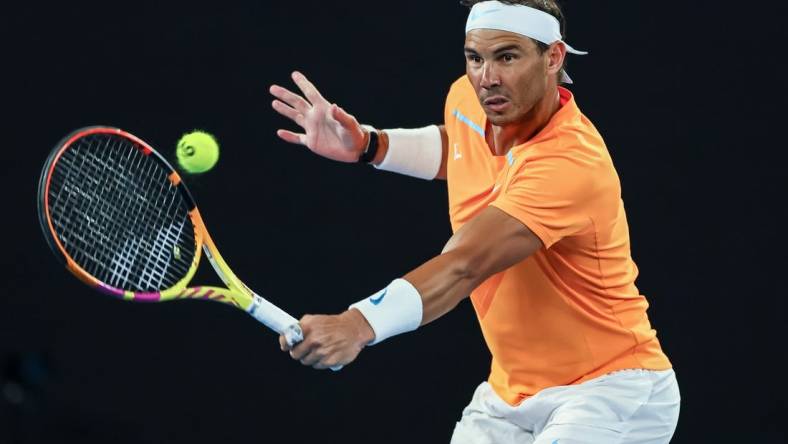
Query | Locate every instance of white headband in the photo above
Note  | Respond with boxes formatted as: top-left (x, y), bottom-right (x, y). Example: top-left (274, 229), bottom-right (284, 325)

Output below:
top-left (465, 1), bottom-right (587, 83)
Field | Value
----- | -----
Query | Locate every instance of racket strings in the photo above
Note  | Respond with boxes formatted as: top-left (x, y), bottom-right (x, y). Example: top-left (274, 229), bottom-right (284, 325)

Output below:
top-left (47, 133), bottom-right (196, 292)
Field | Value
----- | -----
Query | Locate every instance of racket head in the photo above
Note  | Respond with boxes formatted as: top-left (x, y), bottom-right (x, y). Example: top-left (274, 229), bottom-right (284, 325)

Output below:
top-left (38, 126), bottom-right (206, 302)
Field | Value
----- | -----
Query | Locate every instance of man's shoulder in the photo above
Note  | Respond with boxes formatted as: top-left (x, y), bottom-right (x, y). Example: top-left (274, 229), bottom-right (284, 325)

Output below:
top-left (447, 75), bottom-right (474, 102)
top-left (445, 75), bottom-right (481, 124)
top-left (449, 75), bottom-right (471, 89)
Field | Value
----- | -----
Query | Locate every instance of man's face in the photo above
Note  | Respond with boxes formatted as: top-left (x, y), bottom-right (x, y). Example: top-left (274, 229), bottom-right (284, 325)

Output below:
top-left (464, 29), bottom-right (551, 127)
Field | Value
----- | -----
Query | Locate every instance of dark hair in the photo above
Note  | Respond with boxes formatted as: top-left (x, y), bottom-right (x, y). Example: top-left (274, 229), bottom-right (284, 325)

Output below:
top-left (461, 0), bottom-right (568, 80)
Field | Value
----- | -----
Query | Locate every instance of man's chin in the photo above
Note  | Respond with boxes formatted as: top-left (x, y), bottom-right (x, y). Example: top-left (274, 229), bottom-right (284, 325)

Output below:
top-left (484, 112), bottom-right (516, 127)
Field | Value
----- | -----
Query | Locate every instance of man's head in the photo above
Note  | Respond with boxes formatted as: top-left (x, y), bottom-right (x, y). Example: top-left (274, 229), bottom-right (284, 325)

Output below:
top-left (462, 0), bottom-right (568, 79)
top-left (462, 0), bottom-right (574, 126)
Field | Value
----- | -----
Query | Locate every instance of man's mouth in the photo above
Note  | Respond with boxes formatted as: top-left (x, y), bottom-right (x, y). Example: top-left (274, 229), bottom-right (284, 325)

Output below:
top-left (483, 95), bottom-right (511, 113)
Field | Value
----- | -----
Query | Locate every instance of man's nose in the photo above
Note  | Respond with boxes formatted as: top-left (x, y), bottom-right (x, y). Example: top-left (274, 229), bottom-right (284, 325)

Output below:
top-left (480, 62), bottom-right (501, 89)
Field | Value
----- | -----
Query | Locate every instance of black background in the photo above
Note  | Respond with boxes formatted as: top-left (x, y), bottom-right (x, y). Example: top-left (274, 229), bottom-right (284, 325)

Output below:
top-left (1, 1), bottom-right (786, 443)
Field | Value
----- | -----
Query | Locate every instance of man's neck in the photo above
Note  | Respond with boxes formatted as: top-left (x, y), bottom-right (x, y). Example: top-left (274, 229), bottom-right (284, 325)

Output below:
top-left (487, 86), bottom-right (561, 156)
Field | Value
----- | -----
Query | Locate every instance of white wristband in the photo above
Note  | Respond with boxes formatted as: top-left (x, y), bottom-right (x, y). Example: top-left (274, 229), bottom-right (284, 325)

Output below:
top-left (371, 125), bottom-right (443, 180)
top-left (349, 278), bottom-right (423, 345)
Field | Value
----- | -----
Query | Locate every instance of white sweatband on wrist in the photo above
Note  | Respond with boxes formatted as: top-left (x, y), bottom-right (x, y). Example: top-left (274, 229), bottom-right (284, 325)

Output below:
top-left (373, 125), bottom-right (443, 180)
top-left (349, 278), bottom-right (423, 345)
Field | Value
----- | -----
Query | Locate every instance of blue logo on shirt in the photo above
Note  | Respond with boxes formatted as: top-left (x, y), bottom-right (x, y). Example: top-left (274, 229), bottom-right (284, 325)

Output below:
top-left (370, 289), bottom-right (387, 305)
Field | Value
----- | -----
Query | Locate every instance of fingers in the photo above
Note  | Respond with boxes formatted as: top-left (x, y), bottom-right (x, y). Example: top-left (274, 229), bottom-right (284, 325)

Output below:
top-left (269, 84), bottom-right (311, 114)
top-left (280, 314), bottom-right (356, 370)
top-left (287, 315), bottom-right (313, 360)
top-left (288, 337), bottom-right (320, 366)
top-left (291, 71), bottom-right (326, 106)
top-left (276, 129), bottom-right (306, 146)
top-left (272, 99), bottom-right (306, 128)
top-left (286, 316), bottom-right (335, 369)
top-left (313, 359), bottom-right (343, 371)
top-left (297, 348), bottom-right (324, 367)
top-left (279, 335), bottom-right (291, 351)
top-left (293, 346), bottom-right (342, 370)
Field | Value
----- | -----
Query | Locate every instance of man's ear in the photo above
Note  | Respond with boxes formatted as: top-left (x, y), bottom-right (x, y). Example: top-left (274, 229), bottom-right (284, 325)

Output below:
top-left (546, 41), bottom-right (567, 77)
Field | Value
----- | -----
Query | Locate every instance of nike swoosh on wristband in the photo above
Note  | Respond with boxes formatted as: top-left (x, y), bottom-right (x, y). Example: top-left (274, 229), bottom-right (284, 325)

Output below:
top-left (370, 289), bottom-right (387, 305)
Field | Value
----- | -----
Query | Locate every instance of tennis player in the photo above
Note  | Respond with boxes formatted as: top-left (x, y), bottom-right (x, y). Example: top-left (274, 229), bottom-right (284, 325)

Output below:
top-left (270, 1), bottom-right (680, 442)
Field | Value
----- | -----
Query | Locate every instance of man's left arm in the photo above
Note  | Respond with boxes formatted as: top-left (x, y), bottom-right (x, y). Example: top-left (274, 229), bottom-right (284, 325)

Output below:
top-left (280, 206), bottom-right (543, 369)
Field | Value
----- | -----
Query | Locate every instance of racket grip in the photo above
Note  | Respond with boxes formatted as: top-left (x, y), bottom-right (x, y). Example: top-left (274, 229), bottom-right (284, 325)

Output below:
top-left (283, 323), bottom-right (304, 345)
top-left (284, 324), bottom-right (343, 372)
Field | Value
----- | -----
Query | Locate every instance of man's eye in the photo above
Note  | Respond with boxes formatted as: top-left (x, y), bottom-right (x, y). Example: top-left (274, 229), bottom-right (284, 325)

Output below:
top-left (467, 55), bottom-right (482, 64)
top-left (503, 54), bottom-right (515, 62)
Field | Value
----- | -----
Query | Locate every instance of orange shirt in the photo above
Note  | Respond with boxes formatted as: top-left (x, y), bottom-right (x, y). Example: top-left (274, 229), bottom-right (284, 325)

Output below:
top-left (444, 76), bottom-right (672, 406)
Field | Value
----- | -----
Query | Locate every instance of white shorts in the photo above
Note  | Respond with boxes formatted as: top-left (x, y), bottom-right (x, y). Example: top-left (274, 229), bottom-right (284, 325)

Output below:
top-left (451, 369), bottom-right (680, 444)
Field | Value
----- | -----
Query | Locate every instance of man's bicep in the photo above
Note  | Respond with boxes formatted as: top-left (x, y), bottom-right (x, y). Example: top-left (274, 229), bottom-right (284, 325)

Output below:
top-left (442, 206), bottom-right (543, 280)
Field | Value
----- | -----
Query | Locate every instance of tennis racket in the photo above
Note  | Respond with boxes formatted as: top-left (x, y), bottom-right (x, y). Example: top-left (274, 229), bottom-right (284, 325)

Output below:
top-left (37, 126), bottom-right (339, 370)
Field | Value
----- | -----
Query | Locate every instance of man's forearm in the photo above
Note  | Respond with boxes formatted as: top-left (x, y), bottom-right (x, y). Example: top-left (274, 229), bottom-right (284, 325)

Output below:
top-left (402, 247), bottom-right (480, 325)
top-left (403, 206), bottom-right (543, 326)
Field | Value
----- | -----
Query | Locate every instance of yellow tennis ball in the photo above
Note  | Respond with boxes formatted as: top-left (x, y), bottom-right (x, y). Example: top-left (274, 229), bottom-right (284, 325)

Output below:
top-left (176, 131), bottom-right (220, 174)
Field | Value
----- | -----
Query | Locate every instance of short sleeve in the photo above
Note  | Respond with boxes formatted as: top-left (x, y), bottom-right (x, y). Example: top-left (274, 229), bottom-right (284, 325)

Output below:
top-left (490, 154), bottom-right (604, 249)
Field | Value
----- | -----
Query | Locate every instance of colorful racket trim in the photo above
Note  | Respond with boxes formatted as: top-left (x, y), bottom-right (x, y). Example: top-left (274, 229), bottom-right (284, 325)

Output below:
top-left (37, 126), bottom-right (311, 354)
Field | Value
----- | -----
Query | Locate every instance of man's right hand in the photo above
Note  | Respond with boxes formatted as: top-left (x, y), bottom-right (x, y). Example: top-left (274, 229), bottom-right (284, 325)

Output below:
top-left (270, 71), bottom-right (367, 163)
